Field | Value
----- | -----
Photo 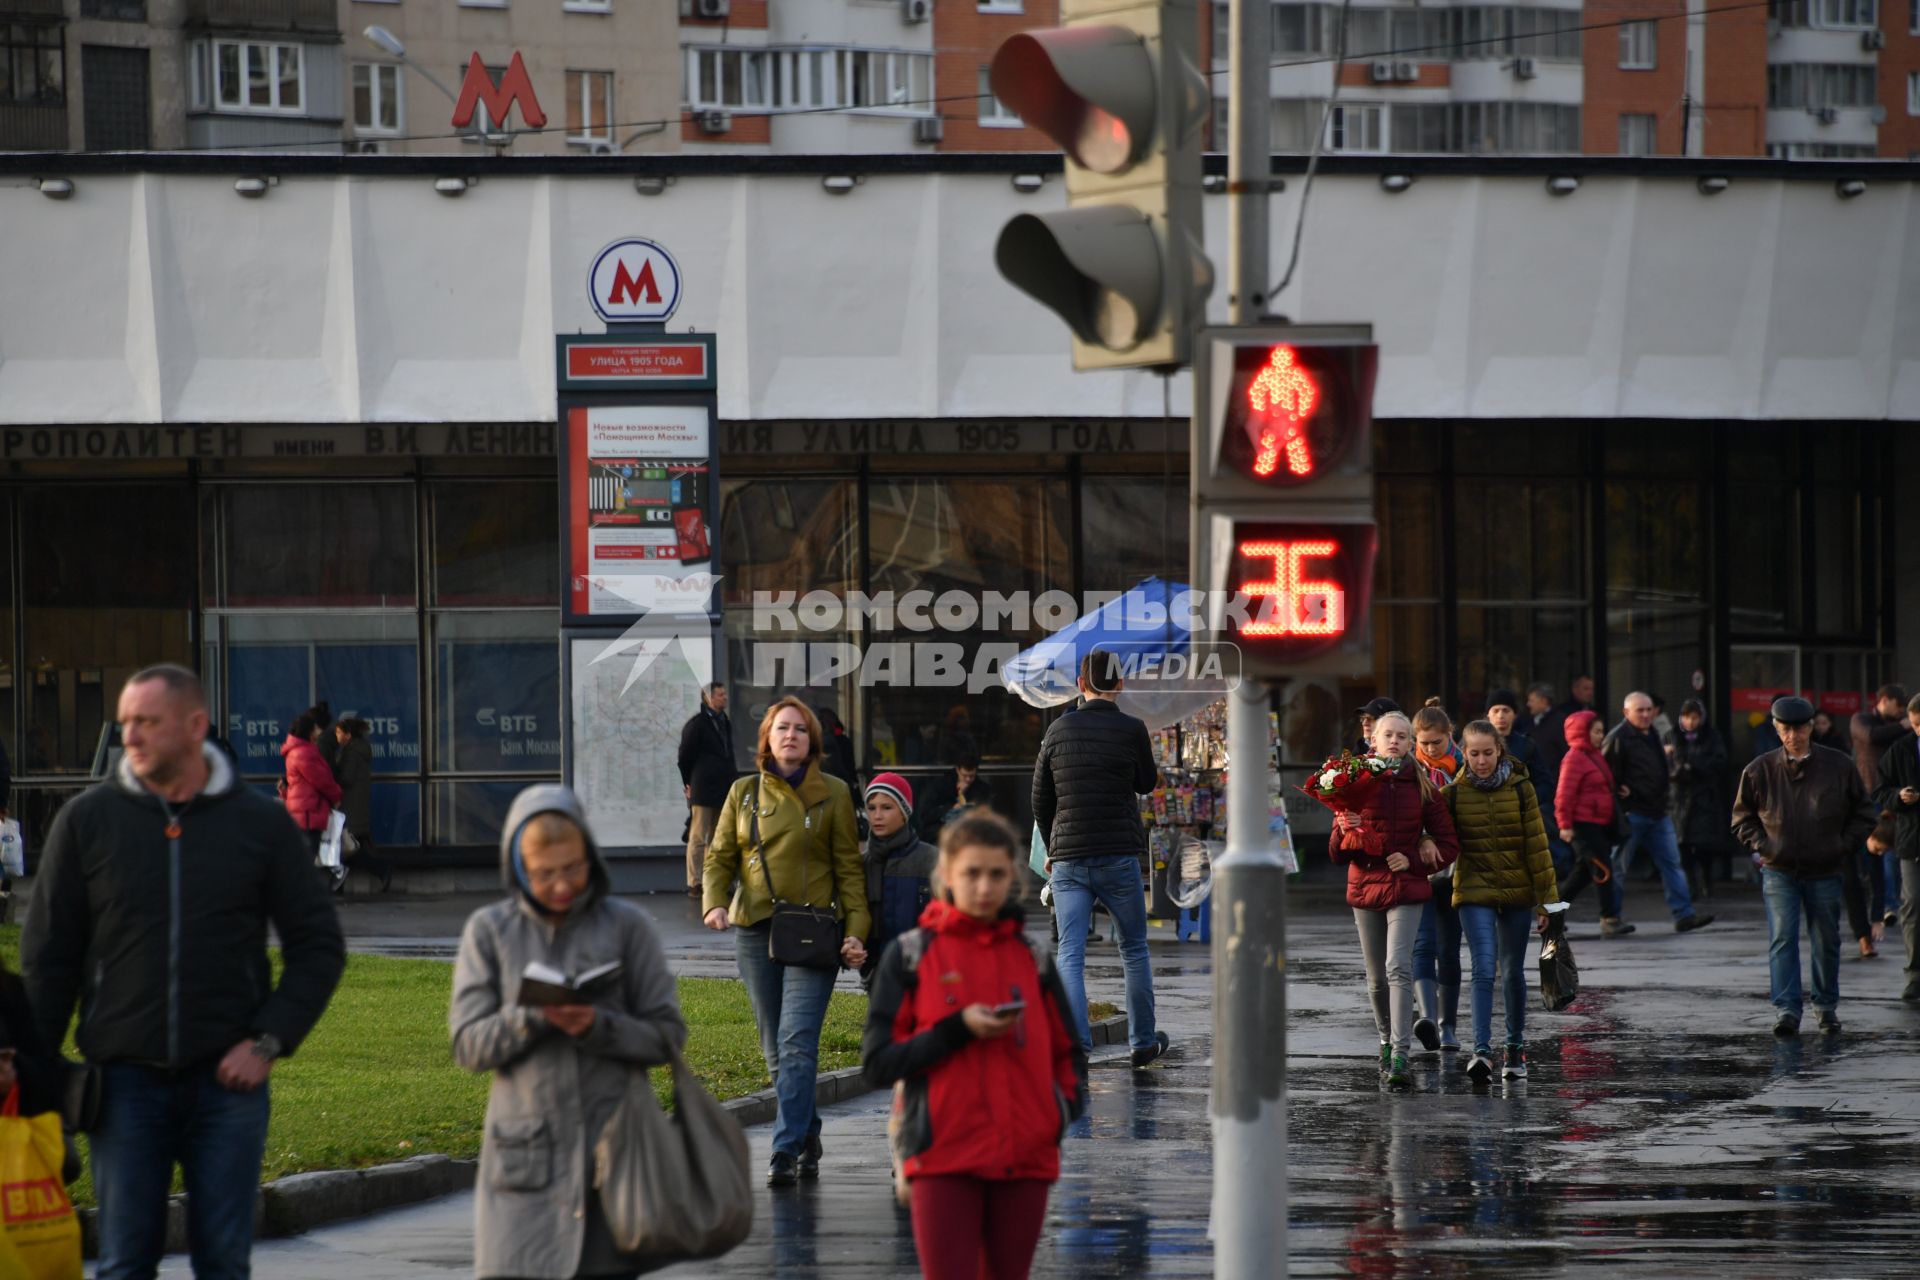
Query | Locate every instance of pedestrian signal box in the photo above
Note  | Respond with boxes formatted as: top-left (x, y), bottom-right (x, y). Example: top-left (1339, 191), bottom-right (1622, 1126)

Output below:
top-left (1192, 325), bottom-right (1379, 678)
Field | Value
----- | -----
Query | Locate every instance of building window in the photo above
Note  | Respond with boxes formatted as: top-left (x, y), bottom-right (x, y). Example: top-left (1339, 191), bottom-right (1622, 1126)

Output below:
top-left (1912, 0), bottom-right (1919, 31)
top-left (1766, 63), bottom-right (1877, 109)
top-left (564, 0), bottom-right (613, 11)
top-left (1910, 70), bottom-right (1920, 115)
top-left (977, 65), bottom-right (1020, 126)
top-left (566, 69), bottom-right (613, 143)
top-left (1, 22), bottom-right (64, 105)
top-left (978, 0), bottom-right (1025, 10)
top-left (1618, 20), bottom-right (1656, 69)
top-left (1326, 101), bottom-right (1385, 151)
top-left (686, 46), bottom-right (935, 115)
top-left (352, 62), bottom-right (403, 136)
top-left (1618, 112), bottom-right (1657, 155)
top-left (199, 39), bottom-right (304, 115)
top-left (80, 1), bottom-right (146, 20)
top-left (1809, 0), bottom-right (1879, 26)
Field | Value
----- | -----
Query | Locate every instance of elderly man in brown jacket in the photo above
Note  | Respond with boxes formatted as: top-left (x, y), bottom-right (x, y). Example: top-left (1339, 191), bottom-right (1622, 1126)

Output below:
top-left (1732, 696), bottom-right (1879, 1040)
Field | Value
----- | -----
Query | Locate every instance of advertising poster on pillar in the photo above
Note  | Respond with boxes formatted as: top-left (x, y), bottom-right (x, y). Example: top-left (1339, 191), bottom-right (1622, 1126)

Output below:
top-left (566, 404), bottom-right (715, 621)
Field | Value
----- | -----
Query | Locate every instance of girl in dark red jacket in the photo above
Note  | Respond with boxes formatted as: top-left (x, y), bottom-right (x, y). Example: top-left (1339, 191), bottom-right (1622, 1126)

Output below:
top-left (863, 810), bottom-right (1088, 1280)
top-left (279, 712), bottom-right (341, 857)
top-left (1332, 711), bottom-right (1460, 1088)
top-left (1554, 709), bottom-right (1632, 934)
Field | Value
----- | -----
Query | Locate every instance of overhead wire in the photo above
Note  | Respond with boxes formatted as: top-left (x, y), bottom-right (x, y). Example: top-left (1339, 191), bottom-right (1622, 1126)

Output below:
top-left (192, 0), bottom-right (1780, 154)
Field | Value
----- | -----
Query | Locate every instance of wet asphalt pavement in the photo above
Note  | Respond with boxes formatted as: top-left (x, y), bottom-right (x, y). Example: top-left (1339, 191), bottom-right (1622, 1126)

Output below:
top-left (143, 877), bottom-right (1920, 1277)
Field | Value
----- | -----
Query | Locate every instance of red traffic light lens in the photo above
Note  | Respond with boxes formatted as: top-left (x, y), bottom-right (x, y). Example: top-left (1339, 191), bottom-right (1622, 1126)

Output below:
top-left (1219, 342), bottom-right (1375, 487)
top-left (1225, 521), bottom-right (1377, 663)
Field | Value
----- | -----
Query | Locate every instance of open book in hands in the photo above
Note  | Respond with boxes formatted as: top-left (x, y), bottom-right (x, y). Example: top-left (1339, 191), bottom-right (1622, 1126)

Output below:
top-left (517, 959), bottom-right (623, 1007)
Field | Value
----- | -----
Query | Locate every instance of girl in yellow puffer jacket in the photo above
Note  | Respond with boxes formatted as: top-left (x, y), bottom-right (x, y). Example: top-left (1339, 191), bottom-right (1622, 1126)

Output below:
top-left (1445, 720), bottom-right (1565, 1085)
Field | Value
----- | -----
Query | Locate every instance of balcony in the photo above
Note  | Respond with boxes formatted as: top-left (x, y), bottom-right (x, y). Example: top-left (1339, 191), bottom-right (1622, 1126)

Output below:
top-left (0, 0), bottom-right (65, 17)
top-left (0, 101), bottom-right (69, 150)
top-left (184, 0), bottom-right (338, 35)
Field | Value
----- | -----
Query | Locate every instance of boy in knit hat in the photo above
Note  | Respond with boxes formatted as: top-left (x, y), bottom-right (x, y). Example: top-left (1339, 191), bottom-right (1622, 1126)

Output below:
top-left (861, 773), bottom-right (940, 988)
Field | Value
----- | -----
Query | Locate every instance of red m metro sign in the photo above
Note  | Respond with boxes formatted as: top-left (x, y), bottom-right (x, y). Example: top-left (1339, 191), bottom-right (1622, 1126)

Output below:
top-left (589, 238), bottom-right (684, 325)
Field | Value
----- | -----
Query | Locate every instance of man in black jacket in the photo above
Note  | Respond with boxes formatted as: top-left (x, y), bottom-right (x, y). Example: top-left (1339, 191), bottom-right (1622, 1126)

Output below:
top-left (1031, 649), bottom-right (1167, 1067)
top-left (1734, 696), bottom-right (1879, 1036)
top-left (23, 663), bottom-right (345, 1276)
top-left (1872, 693), bottom-right (1920, 1001)
top-left (677, 682), bottom-right (735, 893)
top-left (1603, 691), bottom-right (1713, 933)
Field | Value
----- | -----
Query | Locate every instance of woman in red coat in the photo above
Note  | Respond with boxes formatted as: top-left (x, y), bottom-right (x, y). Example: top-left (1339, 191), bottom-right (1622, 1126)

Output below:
top-left (279, 712), bottom-right (341, 860)
top-left (1554, 709), bottom-right (1631, 934)
top-left (862, 810), bottom-right (1088, 1280)
top-left (1332, 710), bottom-right (1460, 1088)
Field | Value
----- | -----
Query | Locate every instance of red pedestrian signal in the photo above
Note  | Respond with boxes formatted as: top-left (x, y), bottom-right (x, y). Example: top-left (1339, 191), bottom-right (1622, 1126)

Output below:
top-left (1217, 340), bottom-right (1374, 489)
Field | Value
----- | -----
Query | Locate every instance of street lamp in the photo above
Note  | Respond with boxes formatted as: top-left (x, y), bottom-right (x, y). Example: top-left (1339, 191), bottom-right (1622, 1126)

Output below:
top-left (361, 25), bottom-right (511, 149)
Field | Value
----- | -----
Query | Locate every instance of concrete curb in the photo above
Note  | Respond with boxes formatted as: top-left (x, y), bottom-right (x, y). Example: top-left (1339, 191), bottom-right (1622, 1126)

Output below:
top-left (77, 1014), bottom-right (1131, 1256)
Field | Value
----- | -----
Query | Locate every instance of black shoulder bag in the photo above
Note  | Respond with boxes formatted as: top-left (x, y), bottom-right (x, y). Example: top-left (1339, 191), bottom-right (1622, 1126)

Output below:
top-left (749, 779), bottom-right (845, 971)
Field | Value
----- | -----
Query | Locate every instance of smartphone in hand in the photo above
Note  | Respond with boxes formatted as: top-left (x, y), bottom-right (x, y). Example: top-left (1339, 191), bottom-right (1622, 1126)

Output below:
top-left (990, 1000), bottom-right (1027, 1017)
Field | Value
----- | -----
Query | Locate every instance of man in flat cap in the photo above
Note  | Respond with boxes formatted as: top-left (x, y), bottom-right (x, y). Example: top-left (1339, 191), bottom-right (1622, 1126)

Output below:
top-left (1731, 695), bottom-right (1879, 1038)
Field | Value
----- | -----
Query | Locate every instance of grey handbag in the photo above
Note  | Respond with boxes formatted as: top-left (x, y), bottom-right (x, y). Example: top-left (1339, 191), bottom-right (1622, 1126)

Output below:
top-left (593, 1043), bottom-right (753, 1260)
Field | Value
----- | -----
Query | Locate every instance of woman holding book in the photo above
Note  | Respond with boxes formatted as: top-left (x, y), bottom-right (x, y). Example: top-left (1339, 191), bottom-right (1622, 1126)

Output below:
top-left (452, 784), bottom-right (688, 1280)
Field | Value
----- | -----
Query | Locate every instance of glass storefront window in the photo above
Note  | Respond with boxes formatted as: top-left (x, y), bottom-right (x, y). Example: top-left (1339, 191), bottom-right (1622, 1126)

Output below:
top-left (217, 483), bottom-right (416, 607)
top-left (1376, 478), bottom-right (1442, 598)
top-left (219, 612), bottom-right (419, 845)
top-left (432, 612), bottom-right (560, 774)
top-left (1453, 477), bottom-right (1585, 601)
top-left (1081, 477), bottom-right (1189, 595)
top-left (22, 485), bottom-right (194, 773)
top-left (431, 481), bottom-right (558, 607)
top-left (1604, 480), bottom-right (1708, 605)
top-left (723, 614), bottom-right (857, 773)
top-left (719, 477), bottom-right (859, 607)
top-left (430, 779), bottom-right (526, 847)
top-left (1607, 606), bottom-right (1711, 720)
top-left (1456, 605), bottom-right (1587, 717)
top-left (1371, 603), bottom-right (1443, 707)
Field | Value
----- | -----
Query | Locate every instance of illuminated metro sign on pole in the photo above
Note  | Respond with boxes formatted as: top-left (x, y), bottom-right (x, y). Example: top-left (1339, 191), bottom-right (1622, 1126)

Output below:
top-left (1191, 324), bottom-right (1379, 678)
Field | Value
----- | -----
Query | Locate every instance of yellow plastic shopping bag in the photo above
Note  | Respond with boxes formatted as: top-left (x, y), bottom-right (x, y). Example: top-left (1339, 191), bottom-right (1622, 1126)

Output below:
top-left (0, 1086), bottom-right (81, 1280)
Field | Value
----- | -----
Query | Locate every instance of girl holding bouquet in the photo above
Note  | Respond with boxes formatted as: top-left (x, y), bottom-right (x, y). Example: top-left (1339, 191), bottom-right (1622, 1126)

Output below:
top-left (1330, 711), bottom-right (1460, 1088)
top-left (1444, 721), bottom-right (1563, 1084)
top-left (1410, 702), bottom-right (1466, 1054)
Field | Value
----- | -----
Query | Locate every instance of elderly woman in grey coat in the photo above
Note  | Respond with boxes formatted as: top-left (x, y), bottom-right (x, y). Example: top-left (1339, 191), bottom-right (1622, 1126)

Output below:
top-left (452, 785), bottom-right (688, 1280)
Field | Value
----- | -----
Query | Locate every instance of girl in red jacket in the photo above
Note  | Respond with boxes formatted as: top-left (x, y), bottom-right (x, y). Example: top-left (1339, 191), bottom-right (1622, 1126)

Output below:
top-left (1554, 709), bottom-right (1631, 934)
top-left (1332, 711), bottom-right (1460, 1088)
top-left (279, 711), bottom-right (341, 858)
top-left (862, 810), bottom-right (1089, 1280)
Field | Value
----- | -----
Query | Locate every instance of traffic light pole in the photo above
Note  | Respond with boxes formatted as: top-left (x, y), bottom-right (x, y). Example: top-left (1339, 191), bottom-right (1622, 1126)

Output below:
top-left (1212, 3), bottom-right (1287, 1278)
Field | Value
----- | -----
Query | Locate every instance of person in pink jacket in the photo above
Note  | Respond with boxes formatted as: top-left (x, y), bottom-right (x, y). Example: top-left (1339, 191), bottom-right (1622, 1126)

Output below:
top-left (1554, 710), bottom-right (1632, 936)
top-left (279, 712), bottom-right (341, 861)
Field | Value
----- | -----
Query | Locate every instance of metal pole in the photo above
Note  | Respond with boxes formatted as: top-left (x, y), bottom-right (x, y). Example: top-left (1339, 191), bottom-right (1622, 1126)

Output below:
top-left (1211, 3), bottom-right (1286, 1277)
top-left (1211, 676), bottom-right (1288, 1277)
top-left (1227, 0), bottom-right (1271, 324)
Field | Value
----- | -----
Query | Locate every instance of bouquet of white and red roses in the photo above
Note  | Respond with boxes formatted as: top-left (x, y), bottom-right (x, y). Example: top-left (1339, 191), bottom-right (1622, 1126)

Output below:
top-left (1299, 752), bottom-right (1396, 853)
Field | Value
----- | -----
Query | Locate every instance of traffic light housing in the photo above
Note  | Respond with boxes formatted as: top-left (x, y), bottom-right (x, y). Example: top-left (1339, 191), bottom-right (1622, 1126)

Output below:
top-left (991, 0), bottom-right (1212, 371)
top-left (1191, 325), bottom-right (1380, 678)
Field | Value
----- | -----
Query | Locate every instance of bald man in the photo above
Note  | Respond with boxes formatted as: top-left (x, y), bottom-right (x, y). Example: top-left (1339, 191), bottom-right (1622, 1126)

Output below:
top-left (1603, 691), bottom-right (1713, 933)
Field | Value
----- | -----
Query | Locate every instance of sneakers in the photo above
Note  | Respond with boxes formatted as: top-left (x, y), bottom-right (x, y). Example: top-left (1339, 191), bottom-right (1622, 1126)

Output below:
top-left (1501, 1044), bottom-right (1528, 1079)
top-left (1818, 1009), bottom-right (1842, 1036)
top-left (1130, 1030), bottom-right (1171, 1069)
top-left (1412, 1017), bottom-right (1441, 1053)
top-left (798, 1131), bottom-right (823, 1180)
top-left (1466, 1051), bottom-right (1495, 1083)
top-left (767, 1152), bottom-right (799, 1187)
top-left (1379, 1042), bottom-right (1392, 1070)
top-left (1384, 1052), bottom-right (1411, 1088)
top-left (1772, 1012), bottom-right (1800, 1038)
top-left (1675, 914), bottom-right (1714, 933)
top-left (1600, 917), bottom-right (1637, 937)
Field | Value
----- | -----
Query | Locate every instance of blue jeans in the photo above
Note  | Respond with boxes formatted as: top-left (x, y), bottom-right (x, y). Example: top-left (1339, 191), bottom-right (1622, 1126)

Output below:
top-left (1762, 869), bottom-right (1843, 1016)
top-left (1459, 904), bottom-right (1535, 1052)
top-left (735, 924), bottom-right (837, 1158)
top-left (1412, 891), bottom-right (1463, 987)
top-left (1618, 813), bottom-right (1695, 922)
top-left (1051, 854), bottom-right (1157, 1054)
top-left (91, 1062), bottom-right (271, 1280)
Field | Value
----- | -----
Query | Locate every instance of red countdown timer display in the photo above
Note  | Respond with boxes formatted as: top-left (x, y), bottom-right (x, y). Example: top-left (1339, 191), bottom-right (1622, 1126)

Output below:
top-left (1217, 342), bottom-right (1376, 488)
top-left (1223, 520), bottom-right (1378, 662)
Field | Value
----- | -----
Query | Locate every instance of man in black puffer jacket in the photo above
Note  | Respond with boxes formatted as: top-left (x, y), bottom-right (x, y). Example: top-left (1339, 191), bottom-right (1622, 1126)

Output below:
top-left (24, 664), bottom-right (344, 1276)
top-left (1032, 649), bottom-right (1167, 1067)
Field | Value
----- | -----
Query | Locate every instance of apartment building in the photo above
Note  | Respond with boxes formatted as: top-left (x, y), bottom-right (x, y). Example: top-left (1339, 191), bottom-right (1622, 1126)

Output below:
top-left (676, 0), bottom-right (1060, 153)
top-left (1235, 0), bottom-right (1920, 158)
top-left (0, 0), bottom-right (678, 154)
